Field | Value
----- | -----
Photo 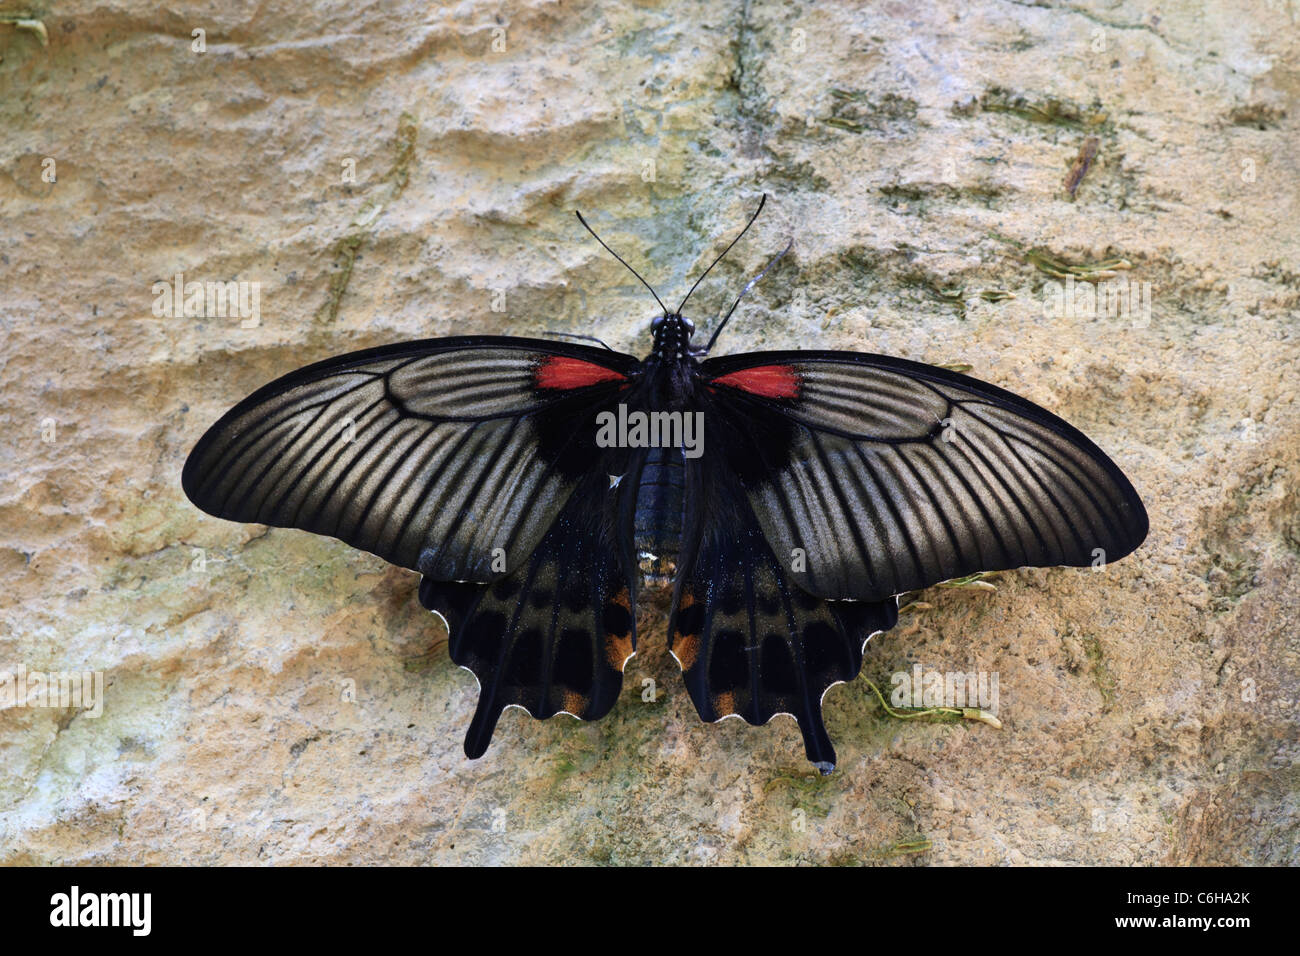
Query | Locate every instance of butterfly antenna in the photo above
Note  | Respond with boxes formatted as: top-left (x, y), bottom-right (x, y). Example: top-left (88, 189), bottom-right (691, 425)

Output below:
top-left (675, 193), bottom-right (768, 317)
top-left (541, 330), bottom-right (616, 352)
top-left (701, 236), bottom-right (793, 354)
top-left (575, 210), bottom-right (669, 315)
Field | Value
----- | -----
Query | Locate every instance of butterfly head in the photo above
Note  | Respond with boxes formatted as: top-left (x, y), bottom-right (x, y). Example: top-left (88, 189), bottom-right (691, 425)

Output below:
top-left (650, 313), bottom-right (695, 360)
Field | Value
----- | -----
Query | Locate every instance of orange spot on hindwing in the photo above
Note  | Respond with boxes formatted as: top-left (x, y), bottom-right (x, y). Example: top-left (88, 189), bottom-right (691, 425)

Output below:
top-left (605, 588), bottom-right (634, 671)
top-left (670, 588), bottom-right (700, 672)
top-left (606, 636), bottom-right (633, 672)
top-left (672, 633), bottom-right (699, 672)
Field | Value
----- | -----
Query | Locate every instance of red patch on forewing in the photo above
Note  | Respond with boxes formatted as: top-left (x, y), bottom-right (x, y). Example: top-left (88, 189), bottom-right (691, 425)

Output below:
top-left (710, 365), bottom-right (801, 399)
top-left (534, 356), bottom-right (627, 390)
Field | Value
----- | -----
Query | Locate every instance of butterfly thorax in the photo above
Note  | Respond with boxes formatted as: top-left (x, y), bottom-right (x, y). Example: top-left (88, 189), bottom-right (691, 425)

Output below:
top-left (649, 312), bottom-right (695, 362)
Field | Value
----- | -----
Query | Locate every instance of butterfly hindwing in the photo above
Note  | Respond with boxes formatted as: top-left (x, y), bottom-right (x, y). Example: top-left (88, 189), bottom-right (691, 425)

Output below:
top-left (419, 467), bottom-right (639, 758)
top-left (669, 455), bottom-right (897, 773)
top-left (700, 351), bottom-right (1149, 601)
top-left (182, 336), bottom-right (638, 582)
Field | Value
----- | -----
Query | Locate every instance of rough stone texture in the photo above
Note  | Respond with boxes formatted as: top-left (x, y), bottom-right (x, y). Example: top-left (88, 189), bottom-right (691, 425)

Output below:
top-left (1, 0), bottom-right (1296, 865)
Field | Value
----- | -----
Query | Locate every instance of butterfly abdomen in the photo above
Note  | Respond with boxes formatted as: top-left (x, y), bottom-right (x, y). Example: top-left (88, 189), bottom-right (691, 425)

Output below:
top-left (634, 446), bottom-right (686, 588)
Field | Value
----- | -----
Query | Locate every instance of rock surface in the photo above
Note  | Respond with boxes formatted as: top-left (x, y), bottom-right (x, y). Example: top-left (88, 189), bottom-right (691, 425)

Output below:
top-left (1, 0), bottom-right (1296, 865)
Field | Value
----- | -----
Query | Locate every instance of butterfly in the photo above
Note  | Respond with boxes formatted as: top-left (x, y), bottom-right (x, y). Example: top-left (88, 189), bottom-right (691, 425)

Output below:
top-left (182, 196), bottom-right (1148, 773)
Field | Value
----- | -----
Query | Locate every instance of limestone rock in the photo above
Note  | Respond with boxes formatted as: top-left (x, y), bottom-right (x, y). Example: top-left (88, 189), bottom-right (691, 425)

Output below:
top-left (1, 0), bottom-right (1296, 864)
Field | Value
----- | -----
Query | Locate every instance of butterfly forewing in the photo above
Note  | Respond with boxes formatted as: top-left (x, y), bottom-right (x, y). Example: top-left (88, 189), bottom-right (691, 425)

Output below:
top-left (700, 351), bottom-right (1149, 601)
top-left (182, 336), bottom-right (638, 582)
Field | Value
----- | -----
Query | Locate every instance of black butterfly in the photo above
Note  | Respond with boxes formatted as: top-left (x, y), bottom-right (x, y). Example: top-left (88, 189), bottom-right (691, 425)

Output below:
top-left (182, 196), bottom-right (1148, 773)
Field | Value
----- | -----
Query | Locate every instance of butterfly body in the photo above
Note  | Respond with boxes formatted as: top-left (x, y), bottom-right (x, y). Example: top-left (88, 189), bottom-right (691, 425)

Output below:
top-left (632, 445), bottom-right (687, 587)
top-left (183, 222), bottom-right (1147, 774)
top-left (617, 314), bottom-right (702, 588)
